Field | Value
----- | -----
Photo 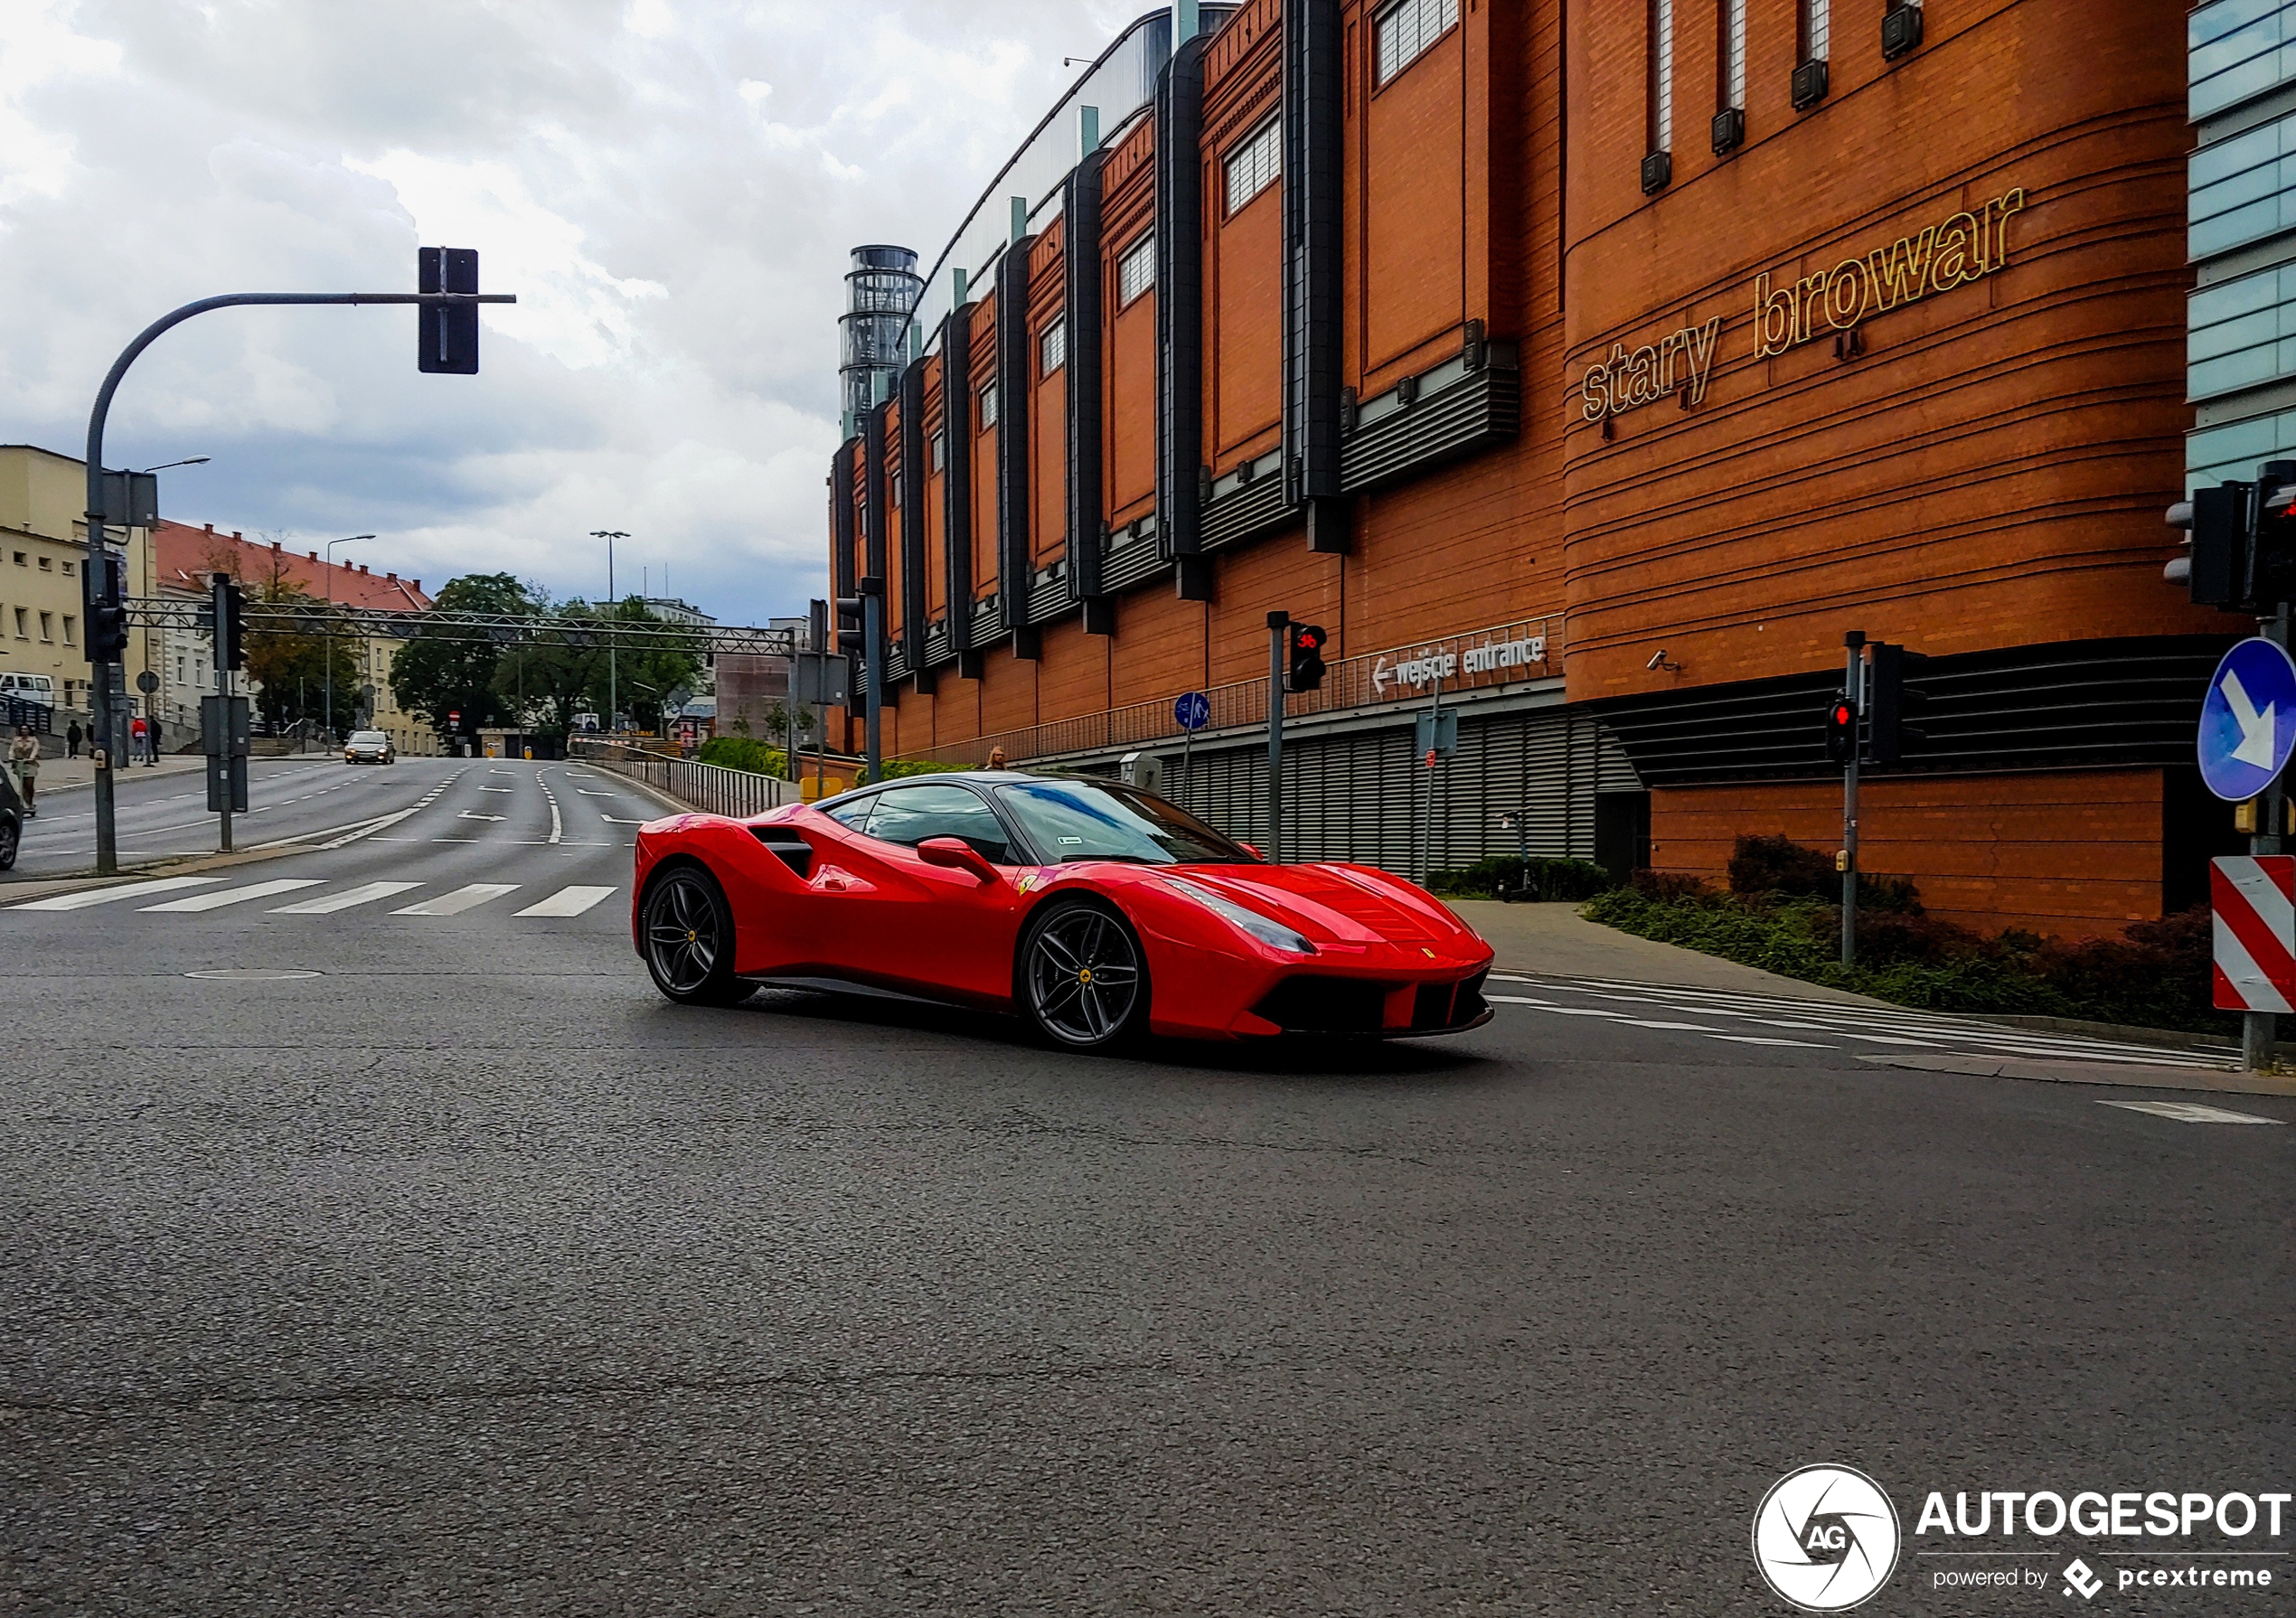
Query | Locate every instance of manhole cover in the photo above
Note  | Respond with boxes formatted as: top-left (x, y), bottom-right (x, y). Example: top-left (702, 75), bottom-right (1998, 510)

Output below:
top-left (183, 969), bottom-right (323, 982)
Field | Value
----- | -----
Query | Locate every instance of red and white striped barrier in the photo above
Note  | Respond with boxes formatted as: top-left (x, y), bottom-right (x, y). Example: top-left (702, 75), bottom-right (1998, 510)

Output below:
top-left (2213, 856), bottom-right (2296, 1012)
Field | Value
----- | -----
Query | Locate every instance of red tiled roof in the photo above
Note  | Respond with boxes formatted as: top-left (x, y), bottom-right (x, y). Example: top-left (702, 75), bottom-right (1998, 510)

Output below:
top-left (151, 522), bottom-right (433, 612)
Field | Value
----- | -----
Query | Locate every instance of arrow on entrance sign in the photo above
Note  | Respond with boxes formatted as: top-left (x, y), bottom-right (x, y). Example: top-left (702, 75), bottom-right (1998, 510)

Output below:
top-left (2223, 670), bottom-right (2278, 768)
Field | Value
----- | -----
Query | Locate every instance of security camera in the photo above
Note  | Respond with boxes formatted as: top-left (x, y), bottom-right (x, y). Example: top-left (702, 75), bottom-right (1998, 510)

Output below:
top-left (1646, 648), bottom-right (1668, 671)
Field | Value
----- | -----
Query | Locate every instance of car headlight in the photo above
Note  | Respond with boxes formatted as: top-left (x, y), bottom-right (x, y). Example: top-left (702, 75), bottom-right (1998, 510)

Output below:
top-left (1164, 877), bottom-right (1315, 955)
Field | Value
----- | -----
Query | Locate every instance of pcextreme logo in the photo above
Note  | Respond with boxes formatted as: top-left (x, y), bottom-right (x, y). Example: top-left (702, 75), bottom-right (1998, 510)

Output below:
top-left (1753, 1465), bottom-right (1903, 1613)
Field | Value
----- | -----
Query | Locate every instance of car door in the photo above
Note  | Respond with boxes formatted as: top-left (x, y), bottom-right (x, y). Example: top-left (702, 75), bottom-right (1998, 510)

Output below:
top-left (832, 782), bottom-right (1030, 1004)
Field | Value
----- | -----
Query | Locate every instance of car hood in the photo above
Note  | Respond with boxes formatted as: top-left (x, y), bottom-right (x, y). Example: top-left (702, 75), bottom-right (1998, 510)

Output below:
top-left (1161, 862), bottom-right (1469, 946)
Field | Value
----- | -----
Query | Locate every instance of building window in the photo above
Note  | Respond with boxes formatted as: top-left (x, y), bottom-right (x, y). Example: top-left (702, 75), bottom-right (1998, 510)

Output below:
top-left (1224, 118), bottom-right (1281, 214)
top-left (931, 432), bottom-right (946, 472)
top-left (61, 560), bottom-right (72, 577)
top-left (1375, 0), bottom-right (1459, 86)
top-left (1717, 0), bottom-right (1746, 112)
top-left (890, 468), bottom-right (902, 509)
top-left (11, 607), bottom-right (24, 637)
top-left (37, 555), bottom-right (52, 571)
top-left (10, 552), bottom-right (24, 566)
top-left (38, 611), bottom-right (52, 643)
top-left (1648, 0), bottom-right (1673, 154)
top-left (979, 382), bottom-right (999, 428)
top-left (1118, 233), bottom-right (1155, 305)
top-left (1799, 0), bottom-right (1829, 61)
top-left (62, 615), bottom-right (75, 644)
top-left (1040, 316), bottom-right (1067, 376)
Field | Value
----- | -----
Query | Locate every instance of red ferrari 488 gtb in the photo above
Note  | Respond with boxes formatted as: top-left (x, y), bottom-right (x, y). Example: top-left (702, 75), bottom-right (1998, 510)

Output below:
top-left (631, 771), bottom-right (1493, 1052)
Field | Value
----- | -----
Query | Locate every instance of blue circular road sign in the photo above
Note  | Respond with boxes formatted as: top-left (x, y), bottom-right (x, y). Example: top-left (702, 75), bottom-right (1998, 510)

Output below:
top-left (1173, 691), bottom-right (1210, 732)
top-left (2199, 636), bottom-right (2296, 802)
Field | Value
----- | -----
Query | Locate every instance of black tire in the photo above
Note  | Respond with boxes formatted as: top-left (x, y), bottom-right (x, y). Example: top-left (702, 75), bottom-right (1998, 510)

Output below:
top-left (0, 815), bottom-right (16, 871)
top-left (1016, 898), bottom-right (1150, 1052)
top-left (641, 864), bottom-right (750, 1006)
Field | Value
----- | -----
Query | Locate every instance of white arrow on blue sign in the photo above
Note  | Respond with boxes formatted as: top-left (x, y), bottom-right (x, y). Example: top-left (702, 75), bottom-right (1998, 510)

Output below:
top-left (2199, 636), bottom-right (2296, 801)
top-left (1173, 691), bottom-right (1209, 732)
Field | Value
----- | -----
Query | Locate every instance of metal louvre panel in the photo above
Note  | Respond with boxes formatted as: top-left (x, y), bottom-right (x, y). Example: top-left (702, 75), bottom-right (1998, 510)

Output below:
top-left (1339, 362), bottom-right (1522, 494)
top-left (1101, 527), bottom-right (1171, 592)
top-left (1200, 475), bottom-right (1291, 550)
top-left (1594, 635), bottom-right (2237, 786)
top-left (923, 620), bottom-right (954, 667)
top-left (883, 640), bottom-right (910, 684)
top-left (1026, 572), bottom-right (1076, 626)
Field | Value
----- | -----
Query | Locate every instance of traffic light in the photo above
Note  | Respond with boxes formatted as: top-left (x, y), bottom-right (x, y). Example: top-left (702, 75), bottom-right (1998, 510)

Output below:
top-left (214, 575), bottom-right (246, 671)
top-left (417, 247), bottom-right (480, 374)
top-left (1867, 642), bottom-right (1929, 764)
top-left (84, 550), bottom-right (127, 663)
top-left (1288, 622), bottom-right (1328, 691)
top-left (835, 595), bottom-right (865, 652)
top-left (809, 597), bottom-right (829, 654)
top-left (2166, 484), bottom-right (2249, 606)
top-left (2253, 459), bottom-right (2296, 607)
top-left (1823, 692), bottom-right (1858, 764)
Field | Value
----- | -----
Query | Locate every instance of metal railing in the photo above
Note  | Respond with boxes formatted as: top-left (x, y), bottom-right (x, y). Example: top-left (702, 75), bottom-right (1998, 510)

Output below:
top-left (572, 739), bottom-right (800, 816)
top-left (889, 614), bottom-right (1561, 767)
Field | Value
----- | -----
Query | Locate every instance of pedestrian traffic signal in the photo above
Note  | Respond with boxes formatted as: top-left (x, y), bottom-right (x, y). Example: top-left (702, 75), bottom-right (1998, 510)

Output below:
top-left (213, 575), bottom-right (245, 671)
top-left (1867, 642), bottom-right (1930, 764)
top-left (1823, 692), bottom-right (1858, 764)
top-left (1288, 622), bottom-right (1328, 691)
top-left (2253, 460), bottom-right (2296, 607)
top-left (417, 247), bottom-right (481, 374)
top-left (84, 550), bottom-right (127, 663)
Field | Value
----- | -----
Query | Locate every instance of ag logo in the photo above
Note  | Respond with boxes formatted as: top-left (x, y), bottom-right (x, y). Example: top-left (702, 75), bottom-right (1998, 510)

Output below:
top-left (1752, 1465), bottom-right (1901, 1612)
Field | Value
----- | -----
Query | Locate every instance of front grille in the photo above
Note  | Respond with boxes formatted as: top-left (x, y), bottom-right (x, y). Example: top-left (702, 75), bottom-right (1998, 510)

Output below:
top-left (1253, 975), bottom-right (1391, 1034)
top-left (1411, 969), bottom-right (1490, 1031)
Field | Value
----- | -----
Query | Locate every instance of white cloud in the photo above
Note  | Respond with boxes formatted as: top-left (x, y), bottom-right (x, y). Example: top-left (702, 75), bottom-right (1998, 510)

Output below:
top-left (0, 0), bottom-right (1143, 625)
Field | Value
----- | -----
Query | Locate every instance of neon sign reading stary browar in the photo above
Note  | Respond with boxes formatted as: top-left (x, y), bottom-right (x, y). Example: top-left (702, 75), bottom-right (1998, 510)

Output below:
top-left (1578, 185), bottom-right (2028, 423)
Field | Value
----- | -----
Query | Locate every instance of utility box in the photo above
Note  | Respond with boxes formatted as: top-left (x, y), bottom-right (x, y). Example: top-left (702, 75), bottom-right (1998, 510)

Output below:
top-left (1119, 751), bottom-right (1163, 793)
top-left (1414, 710), bottom-right (1459, 759)
top-left (795, 652), bottom-right (850, 706)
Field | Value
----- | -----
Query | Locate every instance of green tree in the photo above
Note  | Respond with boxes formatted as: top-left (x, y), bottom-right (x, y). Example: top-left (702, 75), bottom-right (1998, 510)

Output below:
top-left (492, 599), bottom-right (610, 740)
top-left (388, 573), bottom-right (538, 746)
top-left (583, 597), bottom-right (702, 734)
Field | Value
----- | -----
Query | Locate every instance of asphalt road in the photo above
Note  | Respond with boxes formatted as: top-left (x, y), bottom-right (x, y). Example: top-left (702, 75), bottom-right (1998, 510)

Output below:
top-left (3, 757), bottom-right (2291, 1614)
top-left (5, 754), bottom-right (444, 880)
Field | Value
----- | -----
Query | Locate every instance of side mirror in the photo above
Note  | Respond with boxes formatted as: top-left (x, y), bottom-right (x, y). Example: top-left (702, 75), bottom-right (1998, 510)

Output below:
top-left (917, 835), bottom-right (999, 884)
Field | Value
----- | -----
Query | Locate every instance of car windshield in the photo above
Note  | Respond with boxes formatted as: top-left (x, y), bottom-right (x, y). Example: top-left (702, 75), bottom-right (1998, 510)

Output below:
top-left (350, 733), bottom-right (385, 744)
top-left (993, 779), bottom-right (1256, 865)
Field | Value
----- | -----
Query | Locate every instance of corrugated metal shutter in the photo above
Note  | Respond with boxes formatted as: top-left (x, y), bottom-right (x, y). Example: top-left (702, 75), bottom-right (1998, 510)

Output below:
top-left (1158, 704), bottom-right (1639, 878)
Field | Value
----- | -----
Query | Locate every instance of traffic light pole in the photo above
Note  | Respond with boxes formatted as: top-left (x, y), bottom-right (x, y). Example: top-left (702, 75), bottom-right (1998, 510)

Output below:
top-left (1266, 612), bottom-right (1289, 864)
top-left (80, 285), bottom-right (513, 875)
top-left (1841, 631), bottom-right (1866, 966)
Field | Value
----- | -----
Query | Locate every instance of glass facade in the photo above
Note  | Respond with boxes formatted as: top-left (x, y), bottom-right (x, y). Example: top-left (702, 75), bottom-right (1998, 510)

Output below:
top-left (2188, 0), bottom-right (2296, 487)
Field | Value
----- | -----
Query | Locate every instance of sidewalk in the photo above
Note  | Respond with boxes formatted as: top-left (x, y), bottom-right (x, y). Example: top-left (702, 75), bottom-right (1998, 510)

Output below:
top-left (1452, 900), bottom-right (1887, 1007)
top-left (26, 755), bottom-right (207, 794)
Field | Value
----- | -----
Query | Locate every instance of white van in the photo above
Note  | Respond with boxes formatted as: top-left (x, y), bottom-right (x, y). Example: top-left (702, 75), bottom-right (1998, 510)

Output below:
top-left (0, 673), bottom-right (56, 702)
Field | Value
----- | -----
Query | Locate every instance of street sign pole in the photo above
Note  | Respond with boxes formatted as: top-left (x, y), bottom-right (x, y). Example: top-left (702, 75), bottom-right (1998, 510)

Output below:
top-left (1841, 632), bottom-right (1866, 966)
top-left (1172, 691), bottom-right (1209, 810)
top-left (1266, 612), bottom-right (1289, 864)
top-left (2251, 607), bottom-right (2291, 1069)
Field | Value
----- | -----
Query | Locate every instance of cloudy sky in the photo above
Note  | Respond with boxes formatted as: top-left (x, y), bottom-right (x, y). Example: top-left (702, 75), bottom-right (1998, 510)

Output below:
top-left (0, 0), bottom-right (1143, 625)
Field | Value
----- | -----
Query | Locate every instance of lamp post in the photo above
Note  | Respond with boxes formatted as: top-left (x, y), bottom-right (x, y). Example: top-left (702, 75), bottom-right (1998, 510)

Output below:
top-left (592, 530), bottom-right (628, 732)
top-left (324, 533), bottom-right (373, 744)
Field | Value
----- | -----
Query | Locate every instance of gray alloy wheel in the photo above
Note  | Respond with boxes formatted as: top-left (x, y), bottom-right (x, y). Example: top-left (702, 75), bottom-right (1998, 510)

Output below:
top-left (0, 816), bottom-right (15, 871)
top-left (642, 866), bottom-right (749, 1006)
top-left (1020, 899), bottom-right (1148, 1051)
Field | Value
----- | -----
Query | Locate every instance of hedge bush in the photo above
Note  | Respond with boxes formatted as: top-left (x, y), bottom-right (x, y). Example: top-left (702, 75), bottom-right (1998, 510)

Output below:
top-left (1427, 855), bottom-right (1618, 902)
top-left (1583, 839), bottom-right (2228, 1036)
top-left (695, 736), bottom-right (786, 775)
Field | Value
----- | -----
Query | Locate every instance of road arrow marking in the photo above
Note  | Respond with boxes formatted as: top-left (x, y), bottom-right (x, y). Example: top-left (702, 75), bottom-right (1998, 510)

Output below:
top-left (2224, 669), bottom-right (2279, 768)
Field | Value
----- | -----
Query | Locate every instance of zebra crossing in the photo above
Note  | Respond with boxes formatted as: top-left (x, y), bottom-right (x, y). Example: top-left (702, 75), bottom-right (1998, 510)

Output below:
top-left (1486, 974), bottom-right (2239, 1071)
top-left (10, 874), bottom-right (620, 920)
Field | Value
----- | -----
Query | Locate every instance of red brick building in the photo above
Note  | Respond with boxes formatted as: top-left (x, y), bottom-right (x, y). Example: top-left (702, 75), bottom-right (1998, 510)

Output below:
top-left (829, 0), bottom-right (2220, 939)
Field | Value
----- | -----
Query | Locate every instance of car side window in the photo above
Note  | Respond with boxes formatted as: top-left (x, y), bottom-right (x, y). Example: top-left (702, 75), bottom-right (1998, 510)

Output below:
top-left (863, 783), bottom-right (1014, 864)
top-left (823, 794), bottom-right (878, 833)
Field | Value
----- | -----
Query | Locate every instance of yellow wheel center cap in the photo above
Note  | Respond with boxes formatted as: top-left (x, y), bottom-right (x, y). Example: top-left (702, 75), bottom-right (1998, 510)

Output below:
top-left (686, 929), bottom-right (697, 942)
top-left (1077, 967), bottom-right (1094, 984)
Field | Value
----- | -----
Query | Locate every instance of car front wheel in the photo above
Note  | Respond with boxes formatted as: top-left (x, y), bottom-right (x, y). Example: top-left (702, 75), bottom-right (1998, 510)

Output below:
top-left (0, 816), bottom-right (16, 870)
top-left (642, 865), bottom-right (749, 1006)
top-left (1018, 898), bottom-right (1149, 1052)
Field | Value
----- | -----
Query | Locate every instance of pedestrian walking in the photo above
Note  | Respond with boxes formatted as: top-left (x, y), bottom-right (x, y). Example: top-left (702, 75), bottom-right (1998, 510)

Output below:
top-left (8, 726), bottom-right (40, 816)
top-left (65, 720), bottom-right (81, 759)
top-left (146, 719), bottom-right (161, 764)
top-left (127, 717), bottom-right (145, 764)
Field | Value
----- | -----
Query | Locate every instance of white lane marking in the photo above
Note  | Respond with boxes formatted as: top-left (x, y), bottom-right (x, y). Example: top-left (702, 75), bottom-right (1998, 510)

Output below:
top-left (478, 786), bottom-right (514, 794)
top-left (1487, 996), bottom-right (1623, 1018)
top-left (576, 790), bottom-right (613, 796)
top-left (602, 814), bottom-right (645, 824)
top-left (459, 812), bottom-right (504, 823)
top-left (1710, 1034), bottom-right (1832, 1048)
top-left (2100, 1100), bottom-right (2284, 1125)
top-left (513, 885), bottom-right (617, 917)
top-left (391, 883), bottom-right (521, 916)
top-left (317, 806), bottom-right (424, 851)
top-left (12, 876), bottom-right (225, 911)
top-left (269, 881), bottom-right (423, 915)
top-left (141, 879), bottom-right (323, 912)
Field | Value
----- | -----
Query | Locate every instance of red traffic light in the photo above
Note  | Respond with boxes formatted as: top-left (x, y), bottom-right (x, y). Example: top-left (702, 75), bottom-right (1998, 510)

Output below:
top-left (1295, 625), bottom-right (1326, 652)
top-left (1831, 701), bottom-right (1852, 725)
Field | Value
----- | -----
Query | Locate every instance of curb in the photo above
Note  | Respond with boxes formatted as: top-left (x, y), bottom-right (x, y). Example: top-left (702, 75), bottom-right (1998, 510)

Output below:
top-left (1861, 1051), bottom-right (2294, 1098)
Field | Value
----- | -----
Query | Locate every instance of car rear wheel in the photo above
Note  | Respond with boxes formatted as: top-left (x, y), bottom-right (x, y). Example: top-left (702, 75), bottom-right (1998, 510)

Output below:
top-left (642, 865), bottom-right (749, 1006)
top-left (1019, 898), bottom-right (1149, 1051)
top-left (0, 816), bottom-right (16, 870)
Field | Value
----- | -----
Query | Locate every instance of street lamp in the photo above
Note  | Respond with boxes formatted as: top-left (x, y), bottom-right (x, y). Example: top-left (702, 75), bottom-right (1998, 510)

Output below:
top-left (591, 530), bottom-right (629, 733)
top-left (137, 456), bottom-right (211, 474)
top-left (325, 533), bottom-right (374, 743)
